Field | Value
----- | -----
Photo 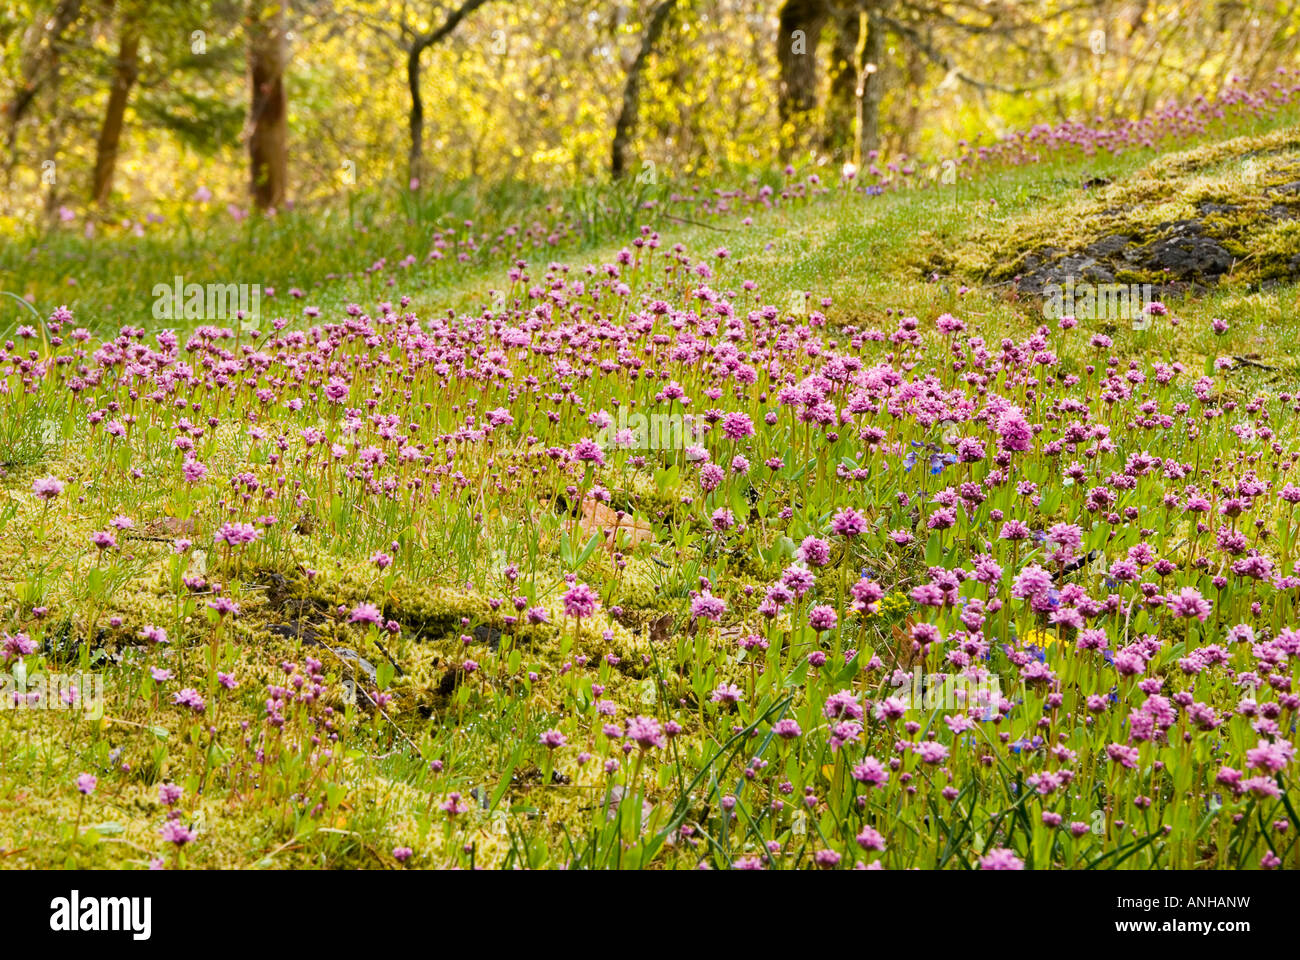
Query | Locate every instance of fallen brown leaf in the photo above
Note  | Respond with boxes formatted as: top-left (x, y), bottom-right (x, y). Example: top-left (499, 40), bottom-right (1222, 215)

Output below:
top-left (143, 516), bottom-right (195, 538)
top-left (579, 500), bottom-right (654, 548)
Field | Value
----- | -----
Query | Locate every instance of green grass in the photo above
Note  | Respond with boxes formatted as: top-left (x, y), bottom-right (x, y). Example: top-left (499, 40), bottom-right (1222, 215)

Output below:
top-left (3, 112), bottom-right (1300, 870)
top-left (4, 105), bottom-right (1297, 344)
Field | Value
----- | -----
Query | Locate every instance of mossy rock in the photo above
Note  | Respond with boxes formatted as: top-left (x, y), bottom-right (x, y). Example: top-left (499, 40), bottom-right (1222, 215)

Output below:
top-left (934, 126), bottom-right (1300, 297)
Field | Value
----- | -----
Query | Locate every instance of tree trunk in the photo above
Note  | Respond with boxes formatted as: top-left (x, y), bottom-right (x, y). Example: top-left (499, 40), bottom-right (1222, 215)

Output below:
top-left (5, 0), bottom-right (83, 161)
top-left (405, 0), bottom-right (496, 186)
top-left (8, 0), bottom-right (82, 207)
top-left (899, 38), bottom-right (926, 156)
top-left (610, 0), bottom-right (675, 180)
top-left (247, 0), bottom-right (288, 210)
top-left (407, 40), bottom-right (426, 185)
top-left (776, 0), bottom-right (828, 158)
top-left (825, 8), bottom-right (859, 159)
top-left (826, 6), bottom-right (884, 162)
top-left (91, 18), bottom-right (141, 205)
top-left (860, 11), bottom-right (885, 156)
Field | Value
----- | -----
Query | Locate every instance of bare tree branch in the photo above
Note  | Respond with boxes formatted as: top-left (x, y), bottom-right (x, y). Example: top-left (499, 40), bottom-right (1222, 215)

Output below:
top-left (407, 0), bottom-right (499, 181)
top-left (880, 12), bottom-right (1049, 95)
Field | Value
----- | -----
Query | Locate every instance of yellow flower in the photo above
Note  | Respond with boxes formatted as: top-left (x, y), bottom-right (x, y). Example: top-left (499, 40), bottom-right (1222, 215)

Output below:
top-left (1020, 628), bottom-right (1058, 651)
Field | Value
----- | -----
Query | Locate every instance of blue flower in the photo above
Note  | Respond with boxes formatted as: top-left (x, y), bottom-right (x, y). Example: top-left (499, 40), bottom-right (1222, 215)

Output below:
top-left (929, 452), bottom-right (957, 474)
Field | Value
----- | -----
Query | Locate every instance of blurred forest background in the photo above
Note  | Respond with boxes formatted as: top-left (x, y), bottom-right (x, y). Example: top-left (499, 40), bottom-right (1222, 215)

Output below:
top-left (2, 0), bottom-right (1298, 227)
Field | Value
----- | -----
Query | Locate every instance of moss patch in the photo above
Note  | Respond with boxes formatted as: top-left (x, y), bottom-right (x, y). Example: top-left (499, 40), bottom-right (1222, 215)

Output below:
top-left (928, 126), bottom-right (1300, 295)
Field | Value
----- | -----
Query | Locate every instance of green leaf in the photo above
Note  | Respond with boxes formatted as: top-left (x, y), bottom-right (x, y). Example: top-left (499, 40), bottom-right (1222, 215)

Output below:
top-left (490, 746), bottom-right (521, 813)
top-left (783, 659), bottom-right (810, 688)
top-left (925, 532), bottom-right (942, 565)
top-left (575, 532), bottom-right (601, 569)
top-left (836, 651), bottom-right (860, 683)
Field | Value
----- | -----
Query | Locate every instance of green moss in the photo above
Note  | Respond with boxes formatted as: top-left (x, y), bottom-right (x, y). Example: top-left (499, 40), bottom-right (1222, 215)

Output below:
top-left (932, 125), bottom-right (1300, 290)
